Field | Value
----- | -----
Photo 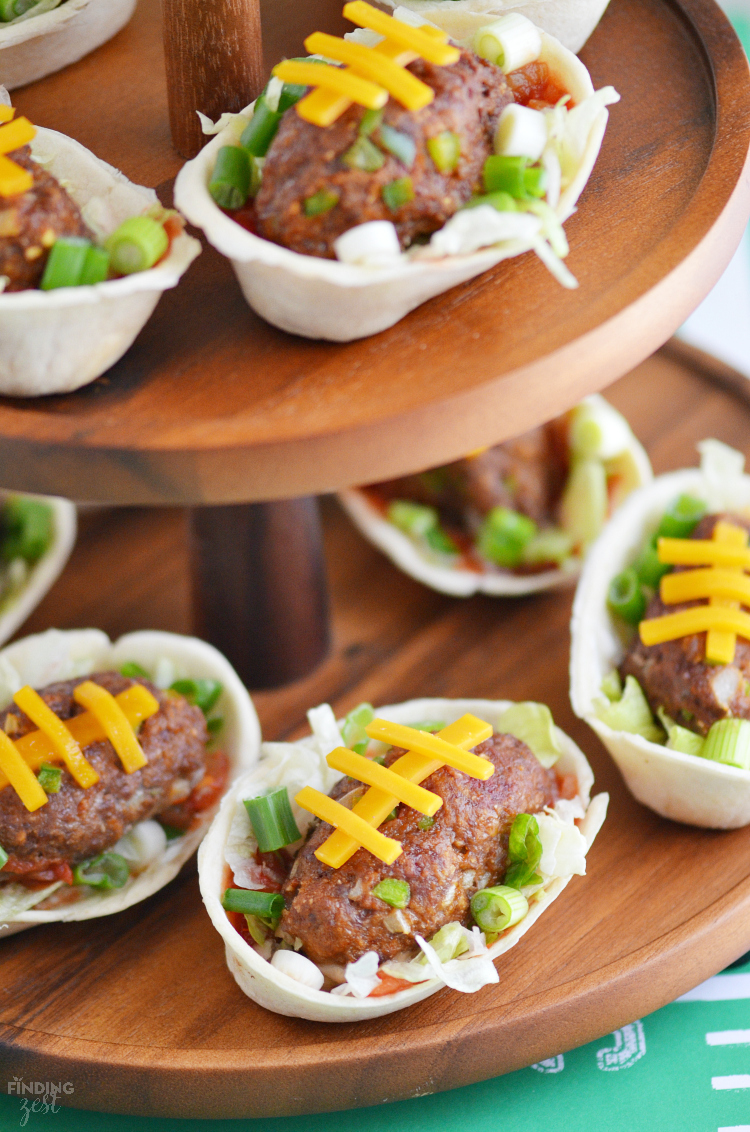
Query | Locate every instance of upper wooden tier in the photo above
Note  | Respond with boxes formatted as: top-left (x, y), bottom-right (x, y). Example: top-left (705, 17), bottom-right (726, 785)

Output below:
top-left (7, 0), bottom-right (750, 505)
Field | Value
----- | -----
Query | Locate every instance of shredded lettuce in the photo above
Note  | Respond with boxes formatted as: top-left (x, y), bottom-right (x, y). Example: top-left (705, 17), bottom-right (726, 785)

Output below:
top-left (330, 951), bottom-right (381, 998)
top-left (536, 810), bottom-right (587, 879)
top-left (307, 703), bottom-right (344, 756)
top-left (594, 675), bottom-right (665, 743)
top-left (570, 397), bottom-right (634, 462)
top-left (497, 702), bottom-right (561, 768)
top-left (0, 881), bottom-right (61, 921)
top-left (657, 709), bottom-right (705, 758)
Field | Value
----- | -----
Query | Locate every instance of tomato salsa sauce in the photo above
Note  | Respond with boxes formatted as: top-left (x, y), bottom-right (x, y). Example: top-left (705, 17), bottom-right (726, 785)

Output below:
top-left (507, 61), bottom-right (571, 109)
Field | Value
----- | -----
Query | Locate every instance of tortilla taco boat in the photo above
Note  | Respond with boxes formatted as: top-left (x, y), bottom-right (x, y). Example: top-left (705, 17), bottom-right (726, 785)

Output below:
top-left (199, 696), bottom-right (608, 1021)
top-left (571, 440), bottom-right (750, 829)
top-left (0, 492), bottom-right (76, 646)
top-left (0, 96), bottom-right (200, 397)
top-left (0, 0), bottom-right (136, 92)
top-left (0, 627), bottom-right (260, 936)
top-left (340, 395), bottom-right (651, 597)
top-left (174, 2), bottom-right (618, 341)
top-left (380, 0), bottom-right (611, 55)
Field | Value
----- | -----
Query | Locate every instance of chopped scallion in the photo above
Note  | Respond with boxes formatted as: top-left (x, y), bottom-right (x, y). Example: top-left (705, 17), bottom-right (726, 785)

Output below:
top-left (701, 718), bottom-right (750, 770)
top-left (482, 154), bottom-right (546, 199)
top-left (79, 244), bottom-right (110, 286)
top-left (657, 494), bottom-right (707, 539)
top-left (377, 124), bottom-right (416, 168)
top-left (387, 499), bottom-right (439, 538)
top-left (106, 216), bottom-right (169, 275)
top-left (372, 878), bottom-right (410, 907)
top-left (303, 189), bottom-right (340, 217)
top-left (463, 191), bottom-right (517, 212)
top-left (427, 131), bottom-right (460, 174)
top-left (471, 884), bottom-right (528, 933)
top-left (208, 145), bottom-right (251, 210)
top-left (37, 762), bottom-right (61, 793)
top-left (417, 814), bottom-right (435, 831)
top-left (425, 525), bottom-right (459, 555)
top-left (607, 568), bottom-right (646, 625)
top-left (170, 678), bottom-right (222, 716)
top-left (222, 887), bottom-right (284, 919)
top-left (633, 535), bottom-right (671, 589)
top-left (342, 135), bottom-right (385, 172)
top-left (40, 237), bottom-right (91, 291)
top-left (359, 108), bottom-right (384, 136)
top-left (206, 716), bottom-right (224, 735)
top-left (382, 176), bottom-right (414, 212)
top-left (73, 852), bottom-right (130, 890)
top-left (245, 787), bottom-right (301, 852)
top-left (120, 661), bottom-right (150, 679)
top-left (0, 843), bottom-right (6, 869)
top-left (503, 812), bottom-right (542, 889)
top-left (1, 497), bottom-right (52, 563)
top-left (278, 82), bottom-right (309, 113)
top-left (159, 823), bottom-right (185, 841)
top-left (240, 97), bottom-right (283, 156)
top-left (477, 506), bottom-right (536, 568)
top-left (409, 721), bottom-right (447, 733)
top-left (342, 702), bottom-right (375, 750)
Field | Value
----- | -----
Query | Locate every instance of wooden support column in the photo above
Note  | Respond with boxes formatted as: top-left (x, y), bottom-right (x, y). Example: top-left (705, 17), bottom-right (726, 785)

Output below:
top-left (189, 499), bottom-right (331, 689)
top-left (162, 0), bottom-right (264, 158)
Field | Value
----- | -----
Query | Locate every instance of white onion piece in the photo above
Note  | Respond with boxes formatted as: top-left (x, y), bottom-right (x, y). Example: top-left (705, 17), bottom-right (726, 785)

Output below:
top-left (474, 14), bottom-right (542, 73)
top-left (270, 950), bottom-right (325, 991)
top-left (495, 104), bottom-right (548, 161)
top-left (334, 221), bottom-right (401, 267)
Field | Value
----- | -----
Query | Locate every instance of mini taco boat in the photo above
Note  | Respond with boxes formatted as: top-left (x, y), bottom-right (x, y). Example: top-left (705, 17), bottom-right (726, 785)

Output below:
top-left (199, 696), bottom-right (607, 1021)
top-left (0, 100), bottom-right (200, 396)
top-left (0, 492), bottom-right (76, 645)
top-left (174, 2), bottom-right (618, 341)
top-left (340, 395), bottom-right (651, 596)
top-left (0, 0), bottom-right (137, 91)
top-left (380, 0), bottom-right (611, 55)
top-left (570, 440), bottom-right (750, 829)
top-left (0, 627), bottom-right (260, 936)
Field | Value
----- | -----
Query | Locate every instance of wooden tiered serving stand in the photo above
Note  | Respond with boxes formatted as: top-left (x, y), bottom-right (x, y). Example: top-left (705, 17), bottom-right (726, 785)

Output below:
top-left (0, 0), bottom-right (750, 1117)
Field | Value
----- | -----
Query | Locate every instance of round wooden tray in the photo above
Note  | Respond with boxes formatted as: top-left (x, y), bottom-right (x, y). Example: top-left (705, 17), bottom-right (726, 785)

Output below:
top-left (5, 0), bottom-right (750, 505)
top-left (1, 347), bottom-right (750, 1119)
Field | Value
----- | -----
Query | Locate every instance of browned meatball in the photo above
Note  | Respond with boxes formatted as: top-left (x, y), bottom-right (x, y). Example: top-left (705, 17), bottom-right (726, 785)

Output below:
top-left (622, 513), bottom-right (750, 735)
top-left (0, 672), bottom-right (207, 874)
top-left (374, 418), bottom-right (570, 528)
top-left (254, 51), bottom-right (512, 258)
top-left (0, 146), bottom-right (90, 292)
top-left (279, 732), bottom-right (557, 967)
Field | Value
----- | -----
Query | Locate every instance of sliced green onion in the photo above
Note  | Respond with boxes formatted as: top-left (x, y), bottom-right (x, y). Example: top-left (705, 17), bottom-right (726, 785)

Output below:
top-left (342, 702), bottom-right (375, 749)
top-left (377, 124), bottom-right (416, 168)
top-left (417, 814), bottom-right (435, 830)
top-left (503, 812), bottom-right (542, 889)
top-left (601, 670), bottom-right (623, 702)
top-left (359, 108), bottom-right (384, 136)
top-left (482, 154), bottom-right (546, 199)
top-left (521, 528), bottom-right (573, 566)
top-left (170, 678), bottom-right (222, 716)
top-left (240, 97), bottom-right (283, 156)
top-left (37, 763), bottom-right (61, 793)
top-left (1, 497), bottom-right (52, 563)
top-left (498, 703), bottom-right (561, 768)
top-left (372, 878), bottom-right (410, 907)
top-left (425, 525), bottom-right (459, 555)
top-left (471, 884), bottom-right (528, 933)
top-left (303, 189), bottom-right (340, 217)
top-left (657, 494), bottom-right (707, 539)
top-left (159, 823), bottom-right (185, 841)
top-left (633, 535), bottom-right (671, 589)
top-left (387, 499), bottom-right (439, 537)
top-left (206, 716), bottom-right (224, 736)
top-left (702, 719), bottom-right (750, 770)
top-left (0, 843), bottom-right (7, 869)
top-left (386, 806), bottom-right (399, 822)
top-left (78, 244), bottom-right (110, 286)
top-left (382, 176), bottom-right (414, 211)
top-left (427, 131), bottom-right (460, 174)
top-left (278, 82), bottom-right (308, 113)
top-left (351, 739), bottom-right (368, 755)
top-left (594, 674), bottom-right (664, 743)
top-left (560, 458), bottom-right (608, 549)
top-left (0, 0), bottom-right (17, 19)
top-left (477, 506), bottom-right (537, 568)
top-left (106, 216), bottom-right (169, 275)
top-left (245, 787), bottom-right (301, 852)
top-left (372, 753), bottom-right (386, 765)
top-left (222, 888), bottom-right (284, 918)
top-left (409, 720), bottom-right (446, 733)
top-left (208, 145), bottom-right (251, 210)
top-left (607, 567), bottom-right (646, 625)
top-left (120, 661), bottom-right (150, 679)
top-left (463, 191), bottom-right (517, 212)
top-left (342, 135), bottom-right (385, 172)
top-left (73, 852), bottom-right (130, 890)
top-left (40, 237), bottom-right (91, 290)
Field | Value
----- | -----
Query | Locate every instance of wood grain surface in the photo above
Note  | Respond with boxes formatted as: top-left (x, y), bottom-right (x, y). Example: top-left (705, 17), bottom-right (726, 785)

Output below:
top-left (2, 349), bottom-right (750, 1118)
top-left (3, 0), bottom-right (749, 504)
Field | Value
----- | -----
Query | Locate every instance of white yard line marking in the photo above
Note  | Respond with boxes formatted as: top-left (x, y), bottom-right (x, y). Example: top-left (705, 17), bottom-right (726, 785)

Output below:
top-left (707, 1030), bottom-right (750, 1046)
top-left (718, 1126), bottom-right (750, 1131)
top-left (678, 974), bottom-right (750, 1002)
top-left (712, 1075), bottom-right (750, 1090)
